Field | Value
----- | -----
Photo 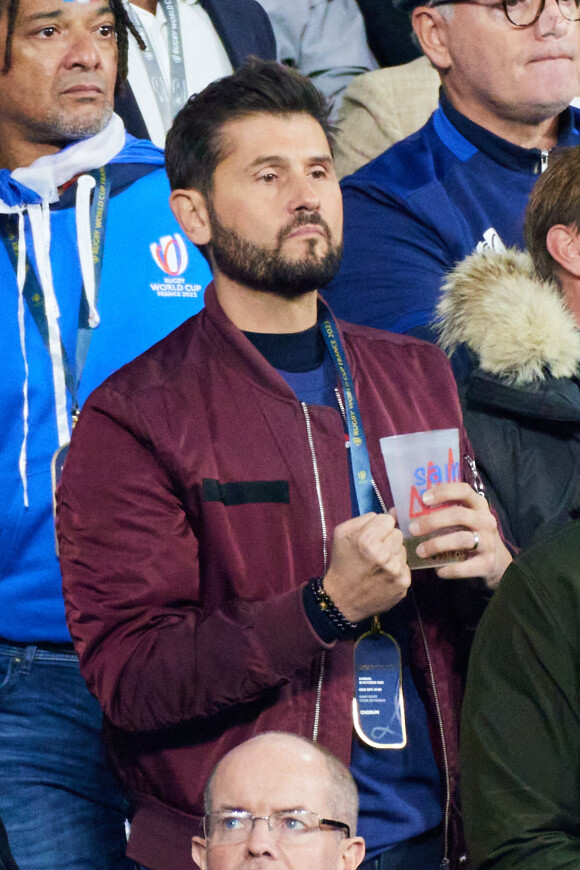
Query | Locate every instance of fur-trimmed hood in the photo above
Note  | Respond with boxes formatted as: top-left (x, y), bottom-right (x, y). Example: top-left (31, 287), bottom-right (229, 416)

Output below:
top-left (436, 248), bottom-right (580, 386)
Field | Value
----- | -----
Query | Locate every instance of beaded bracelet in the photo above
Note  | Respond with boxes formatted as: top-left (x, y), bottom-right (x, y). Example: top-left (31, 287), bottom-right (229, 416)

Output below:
top-left (309, 577), bottom-right (358, 636)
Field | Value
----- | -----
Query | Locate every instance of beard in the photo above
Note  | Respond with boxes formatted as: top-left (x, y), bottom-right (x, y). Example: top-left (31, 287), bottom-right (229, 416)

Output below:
top-left (40, 101), bottom-right (114, 145)
top-left (207, 203), bottom-right (343, 299)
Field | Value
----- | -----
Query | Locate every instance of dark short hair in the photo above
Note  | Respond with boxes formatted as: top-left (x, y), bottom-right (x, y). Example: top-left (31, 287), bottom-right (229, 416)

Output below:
top-left (525, 145), bottom-right (580, 284)
top-left (165, 58), bottom-right (334, 195)
top-left (0, 0), bottom-right (142, 91)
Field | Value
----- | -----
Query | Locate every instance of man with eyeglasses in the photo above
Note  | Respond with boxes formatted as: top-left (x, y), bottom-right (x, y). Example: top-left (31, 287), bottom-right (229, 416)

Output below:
top-left (192, 732), bottom-right (365, 870)
top-left (325, 0), bottom-right (580, 354)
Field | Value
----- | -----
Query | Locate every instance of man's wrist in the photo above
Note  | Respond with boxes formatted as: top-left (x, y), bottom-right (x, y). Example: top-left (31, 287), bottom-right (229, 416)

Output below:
top-left (306, 577), bottom-right (358, 639)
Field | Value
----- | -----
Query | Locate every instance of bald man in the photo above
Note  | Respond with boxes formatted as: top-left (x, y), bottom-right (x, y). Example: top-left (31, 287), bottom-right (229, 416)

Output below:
top-left (192, 733), bottom-right (365, 870)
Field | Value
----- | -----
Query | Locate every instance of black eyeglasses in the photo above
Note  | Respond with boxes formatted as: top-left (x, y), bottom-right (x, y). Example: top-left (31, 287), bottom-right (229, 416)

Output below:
top-left (203, 810), bottom-right (351, 845)
top-left (430, 0), bottom-right (580, 26)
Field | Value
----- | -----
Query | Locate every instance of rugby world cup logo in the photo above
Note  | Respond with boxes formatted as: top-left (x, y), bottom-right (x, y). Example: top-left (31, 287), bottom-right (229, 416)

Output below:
top-left (150, 234), bottom-right (189, 276)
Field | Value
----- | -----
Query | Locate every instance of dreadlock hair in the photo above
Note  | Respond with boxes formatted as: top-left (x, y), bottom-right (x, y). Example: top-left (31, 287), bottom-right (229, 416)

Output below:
top-left (0, 0), bottom-right (145, 93)
top-left (1, 0), bottom-right (18, 73)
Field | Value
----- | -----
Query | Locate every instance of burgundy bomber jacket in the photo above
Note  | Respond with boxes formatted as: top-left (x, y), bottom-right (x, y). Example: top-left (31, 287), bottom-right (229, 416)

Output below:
top-left (58, 283), bottom-right (482, 870)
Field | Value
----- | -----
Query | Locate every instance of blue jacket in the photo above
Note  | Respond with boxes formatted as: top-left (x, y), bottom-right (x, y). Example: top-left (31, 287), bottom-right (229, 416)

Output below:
top-left (327, 93), bottom-right (580, 339)
top-left (0, 133), bottom-right (212, 642)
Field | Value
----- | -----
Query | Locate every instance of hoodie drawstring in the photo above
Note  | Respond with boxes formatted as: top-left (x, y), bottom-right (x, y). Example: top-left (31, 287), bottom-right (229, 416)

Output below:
top-left (16, 210), bottom-right (30, 507)
top-left (75, 174), bottom-right (101, 330)
top-left (12, 172), bottom-right (107, 507)
top-left (27, 201), bottom-right (70, 452)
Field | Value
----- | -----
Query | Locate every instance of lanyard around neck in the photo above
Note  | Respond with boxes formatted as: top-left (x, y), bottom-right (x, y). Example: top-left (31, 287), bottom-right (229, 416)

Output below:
top-left (2, 167), bottom-right (111, 423)
top-left (320, 311), bottom-right (376, 516)
top-left (126, 0), bottom-right (187, 131)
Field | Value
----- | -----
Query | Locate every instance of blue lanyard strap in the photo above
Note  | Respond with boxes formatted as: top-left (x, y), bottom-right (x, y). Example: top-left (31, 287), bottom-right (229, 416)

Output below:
top-left (1, 166), bottom-right (110, 415)
top-left (74, 165), bottom-right (110, 413)
top-left (320, 310), bottom-right (376, 515)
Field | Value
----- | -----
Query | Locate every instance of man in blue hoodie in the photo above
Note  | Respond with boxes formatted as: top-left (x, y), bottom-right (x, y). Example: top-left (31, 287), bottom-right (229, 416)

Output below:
top-left (0, 0), bottom-right (211, 866)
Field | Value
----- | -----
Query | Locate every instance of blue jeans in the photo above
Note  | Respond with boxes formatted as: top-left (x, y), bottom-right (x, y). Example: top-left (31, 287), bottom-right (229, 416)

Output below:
top-left (0, 642), bottom-right (132, 870)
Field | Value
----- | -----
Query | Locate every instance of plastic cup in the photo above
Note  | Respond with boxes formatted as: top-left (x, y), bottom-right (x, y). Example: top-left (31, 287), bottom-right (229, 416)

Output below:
top-left (379, 428), bottom-right (466, 570)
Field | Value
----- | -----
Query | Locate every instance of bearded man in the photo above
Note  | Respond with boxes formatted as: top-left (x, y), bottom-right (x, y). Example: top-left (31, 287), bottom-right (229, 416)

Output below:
top-left (57, 60), bottom-right (511, 870)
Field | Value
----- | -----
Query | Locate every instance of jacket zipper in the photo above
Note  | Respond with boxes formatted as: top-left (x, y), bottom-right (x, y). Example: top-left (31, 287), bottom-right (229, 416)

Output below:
top-left (412, 590), bottom-right (452, 869)
top-left (540, 149), bottom-right (549, 173)
top-left (465, 454), bottom-right (485, 498)
top-left (335, 388), bottom-right (454, 865)
top-left (301, 401), bottom-right (328, 742)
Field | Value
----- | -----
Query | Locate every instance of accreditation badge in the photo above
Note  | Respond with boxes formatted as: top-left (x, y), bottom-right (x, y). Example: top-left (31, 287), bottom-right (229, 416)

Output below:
top-left (353, 622), bottom-right (407, 749)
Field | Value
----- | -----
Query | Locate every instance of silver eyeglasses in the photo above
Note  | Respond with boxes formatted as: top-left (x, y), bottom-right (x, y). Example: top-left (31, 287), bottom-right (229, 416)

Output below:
top-left (203, 810), bottom-right (351, 845)
top-left (430, 0), bottom-right (580, 26)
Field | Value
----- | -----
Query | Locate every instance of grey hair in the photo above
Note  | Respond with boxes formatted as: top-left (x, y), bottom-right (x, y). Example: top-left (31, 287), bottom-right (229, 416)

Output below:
top-left (432, 1), bottom-right (455, 20)
top-left (411, 1), bottom-right (454, 51)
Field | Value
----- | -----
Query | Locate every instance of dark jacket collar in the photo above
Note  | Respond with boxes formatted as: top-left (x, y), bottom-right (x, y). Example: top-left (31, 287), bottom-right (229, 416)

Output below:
top-left (439, 87), bottom-right (576, 174)
top-left (115, 0), bottom-right (276, 140)
top-left (202, 283), bottom-right (357, 399)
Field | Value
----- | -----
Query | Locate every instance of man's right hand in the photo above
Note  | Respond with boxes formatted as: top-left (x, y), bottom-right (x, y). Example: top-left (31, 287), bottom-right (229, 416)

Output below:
top-left (322, 513), bottom-right (411, 624)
